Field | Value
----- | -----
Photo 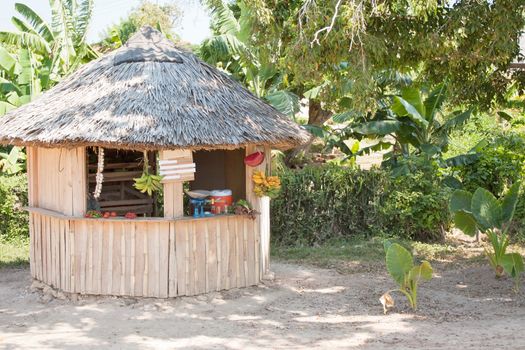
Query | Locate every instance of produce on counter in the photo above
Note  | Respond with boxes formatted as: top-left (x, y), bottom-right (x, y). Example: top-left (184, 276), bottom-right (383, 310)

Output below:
top-left (233, 200), bottom-right (258, 220)
top-left (124, 212), bottom-right (137, 219)
top-left (84, 210), bottom-right (102, 218)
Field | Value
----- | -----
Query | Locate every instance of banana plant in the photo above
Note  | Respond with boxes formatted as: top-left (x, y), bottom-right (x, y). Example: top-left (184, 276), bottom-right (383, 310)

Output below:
top-left (199, 1), bottom-right (299, 117)
top-left (449, 183), bottom-right (524, 289)
top-left (381, 241), bottom-right (433, 313)
top-left (0, 147), bottom-right (26, 174)
top-left (0, 1), bottom-right (97, 76)
top-left (0, 44), bottom-right (52, 115)
top-left (305, 84), bottom-right (474, 171)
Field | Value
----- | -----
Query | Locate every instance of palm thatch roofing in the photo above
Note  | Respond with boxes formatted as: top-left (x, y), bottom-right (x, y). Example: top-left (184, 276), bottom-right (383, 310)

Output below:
top-left (0, 26), bottom-right (309, 151)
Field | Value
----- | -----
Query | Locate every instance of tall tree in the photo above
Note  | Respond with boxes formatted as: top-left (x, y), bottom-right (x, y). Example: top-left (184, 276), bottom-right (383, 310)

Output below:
top-left (100, 1), bottom-right (184, 50)
top-left (238, 0), bottom-right (525, 111)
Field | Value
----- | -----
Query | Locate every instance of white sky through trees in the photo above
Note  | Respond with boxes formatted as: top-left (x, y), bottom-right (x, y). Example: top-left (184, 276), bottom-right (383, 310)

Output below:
top-left (0, 0), bottom-right (211, 44)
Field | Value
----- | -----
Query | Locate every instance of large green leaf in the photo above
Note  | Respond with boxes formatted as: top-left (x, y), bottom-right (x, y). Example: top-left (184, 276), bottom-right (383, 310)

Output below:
top-left (419, 261), bottom-right (433, 280)
top-left (424, 83), bottom-right (447, 121)
top-left (332, 111), bottom-right (356, 123)
top-left (500, 182), bottom-right (520, 225)
top-left (420, 143), bottom-right (441, 156)
top-left (0, 45), bottom-right (16, 72)
top-left (0, 77), bottom-right (21, 94)
top-left (386, 243), bottom-right (413, 286)
top-left (453, 210), bottom-right (478, 236)
top-left (17, 48), bottom-right (32, 86)
top-left (444, 153), bottom-right (479, 167)
top-left (14, 3), bottom-right (54, 42)
top-left (74, 0), bottom-right (93, 43)
top-left (391, 96), bottom-right (428, 128)
top-left (265, 90), bottom-right (299, 117)
top-left (437, 109), bottom-right (473, 135)
top-left (471, 188), bottom-right (502, 230)
top-left (353, 120), bottom-right (401, 135)
top-left (501, 253), bottom-right (524, 278)
top-left (408, 261), bottom-right (433, 282)
top-left (0, 31), bottom-right (50, 53)
top-left (212, 1), bottom-right (240, 35)
top-left (449, 189), bottom-right (473, 213)
top-left (400, 87), bottom-right (425, 117)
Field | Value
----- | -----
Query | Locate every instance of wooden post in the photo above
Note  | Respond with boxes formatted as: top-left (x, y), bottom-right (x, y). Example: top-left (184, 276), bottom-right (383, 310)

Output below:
top-left (245, 145), bottom-right (273, 280)
top-left (260, 195), bottom-right (271, 278)
top-left (159, 150), bottom-right (192, 218)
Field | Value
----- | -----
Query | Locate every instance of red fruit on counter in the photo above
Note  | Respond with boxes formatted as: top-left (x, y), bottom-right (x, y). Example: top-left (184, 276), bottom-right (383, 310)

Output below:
top-left (110, 212), bottom-right (117, 217)
top-left (124, 212), bottom-right (137, 219)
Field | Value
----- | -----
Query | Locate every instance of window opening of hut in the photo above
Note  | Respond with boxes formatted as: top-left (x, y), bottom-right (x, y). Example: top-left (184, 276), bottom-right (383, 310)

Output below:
top-left (85, 148), bottom-right (247, 219)
top-left (187, 149), bottom-right (246, 217)
top-left (86, 148), bottom-right (160, 217)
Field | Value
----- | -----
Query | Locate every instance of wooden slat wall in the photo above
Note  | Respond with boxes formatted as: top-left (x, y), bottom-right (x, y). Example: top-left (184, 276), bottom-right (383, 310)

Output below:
top-left (168, 215), bottom-right (258, 296)
top-left (31, 147), bottom-right (86, 216)
top-left (30, 212), bottom-right (259, 297)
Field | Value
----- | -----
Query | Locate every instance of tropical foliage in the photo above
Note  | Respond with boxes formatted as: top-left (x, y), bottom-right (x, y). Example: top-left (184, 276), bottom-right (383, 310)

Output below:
top-left (237, 0), bottom-right (525, 111)
top-left (450, 183), bottom-right (524, 289)
top-left (381, 241), bottom-right (433, 312)
top-left (0, 1), bottom-right (97, 76)
top-left (198, 1), bottom-right (300, 117)
top-left (307, 84), bottom-right (473, 171)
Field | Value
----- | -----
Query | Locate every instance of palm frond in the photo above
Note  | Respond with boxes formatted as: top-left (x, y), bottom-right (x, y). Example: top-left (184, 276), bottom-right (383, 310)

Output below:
top-left (200, 34), bottom-right (252, 64)
top-left (74, 0), bottom-right (93, 45)
top-left (212, 1), bottom-right (240, 35)
top-left (11, 17), bottom-right (34, 34)
top-left (14, 3), bottom-right (54, 42)
top-left (0, 31), bottom-right (51, 53)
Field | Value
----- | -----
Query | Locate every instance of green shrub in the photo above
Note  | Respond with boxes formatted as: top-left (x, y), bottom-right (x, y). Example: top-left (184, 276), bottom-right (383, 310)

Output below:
top-left (0, 174), bottom-right (28, 242)
top-left (271, 162), bottom-right (450, 246)
top-left (455, 132), bottom-right (525, 236)
top-left (271, 165), bottom-right (388, 246)
top-left (380, 161), bottom-right (451, 242)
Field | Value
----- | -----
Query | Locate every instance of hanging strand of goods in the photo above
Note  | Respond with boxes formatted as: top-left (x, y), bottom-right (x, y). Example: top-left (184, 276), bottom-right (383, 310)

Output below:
top-left (93, 147), bottom-right (104, 199)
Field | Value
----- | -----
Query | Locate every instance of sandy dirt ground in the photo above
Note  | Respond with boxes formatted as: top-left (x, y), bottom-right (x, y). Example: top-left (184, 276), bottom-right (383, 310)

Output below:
top-left (1, 261), bottom-right (525, 350)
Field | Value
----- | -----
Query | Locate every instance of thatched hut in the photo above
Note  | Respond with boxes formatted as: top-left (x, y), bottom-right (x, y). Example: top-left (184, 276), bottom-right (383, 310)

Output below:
top-left (0, 26), bottom-right (309, 298)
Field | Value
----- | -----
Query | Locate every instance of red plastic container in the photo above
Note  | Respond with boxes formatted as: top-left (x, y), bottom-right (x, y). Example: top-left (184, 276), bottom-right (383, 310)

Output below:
top-left (244, 151), bottom-right (265, 167)
top-left (210, 189), bottom-right (233, 214)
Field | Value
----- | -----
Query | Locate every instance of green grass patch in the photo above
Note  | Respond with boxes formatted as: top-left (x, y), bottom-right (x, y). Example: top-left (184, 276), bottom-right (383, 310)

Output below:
top-left (0, 239), bottom-right (29, 268)
top-left (272, 237), bottom-right (386, 272)
top-left (272, 236), bottom-right (489, 273)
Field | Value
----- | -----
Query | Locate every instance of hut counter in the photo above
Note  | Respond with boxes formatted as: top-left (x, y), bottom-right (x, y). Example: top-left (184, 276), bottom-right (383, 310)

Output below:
top-left (25, 206), bottom-right (261, 297)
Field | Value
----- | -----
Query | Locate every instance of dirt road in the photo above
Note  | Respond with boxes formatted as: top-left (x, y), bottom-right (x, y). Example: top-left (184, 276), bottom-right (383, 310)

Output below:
top-left (1, 262), bottom-right (524, 349)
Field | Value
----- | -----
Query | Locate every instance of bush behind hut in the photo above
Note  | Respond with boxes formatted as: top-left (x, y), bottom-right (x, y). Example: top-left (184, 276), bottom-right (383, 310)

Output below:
top-left (0, 174), bottom-right (28, 243)
top-left (271, 164), bottom-right (450, 246)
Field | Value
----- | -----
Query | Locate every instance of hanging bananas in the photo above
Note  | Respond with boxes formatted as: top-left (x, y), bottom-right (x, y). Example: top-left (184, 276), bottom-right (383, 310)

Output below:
top-left (134, 173), bottom-right (163, 196)
top-left (134, 151), bottom-right (163, 196)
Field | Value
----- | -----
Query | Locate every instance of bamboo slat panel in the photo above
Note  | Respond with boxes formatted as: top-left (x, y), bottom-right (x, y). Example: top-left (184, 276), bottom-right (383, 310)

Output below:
top-left (29, 212), bottom-right (260, 297)
top-left (30, 147), bottom-right (86, 216)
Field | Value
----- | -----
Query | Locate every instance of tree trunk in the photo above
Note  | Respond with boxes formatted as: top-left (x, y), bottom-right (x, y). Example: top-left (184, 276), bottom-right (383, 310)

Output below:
top-left (308, 100), bottom-right (332, 126)
top-left (284, 99), bottom-right (331, 167)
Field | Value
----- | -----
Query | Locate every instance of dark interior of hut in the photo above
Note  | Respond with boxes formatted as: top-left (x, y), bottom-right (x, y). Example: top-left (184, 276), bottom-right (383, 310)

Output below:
top-left (86, 148), bottom-right (246, 218)
top-left (87, 148), bottom-right (158, 216)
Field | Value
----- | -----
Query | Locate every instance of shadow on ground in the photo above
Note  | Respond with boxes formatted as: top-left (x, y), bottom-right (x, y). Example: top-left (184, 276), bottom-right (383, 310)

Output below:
top-left (1, 261), bottom-right (524, 349)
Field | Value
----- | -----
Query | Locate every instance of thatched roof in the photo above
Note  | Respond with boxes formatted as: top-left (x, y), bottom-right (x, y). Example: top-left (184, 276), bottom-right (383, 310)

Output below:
top-left (0, 26), bottom-right (309, 150)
